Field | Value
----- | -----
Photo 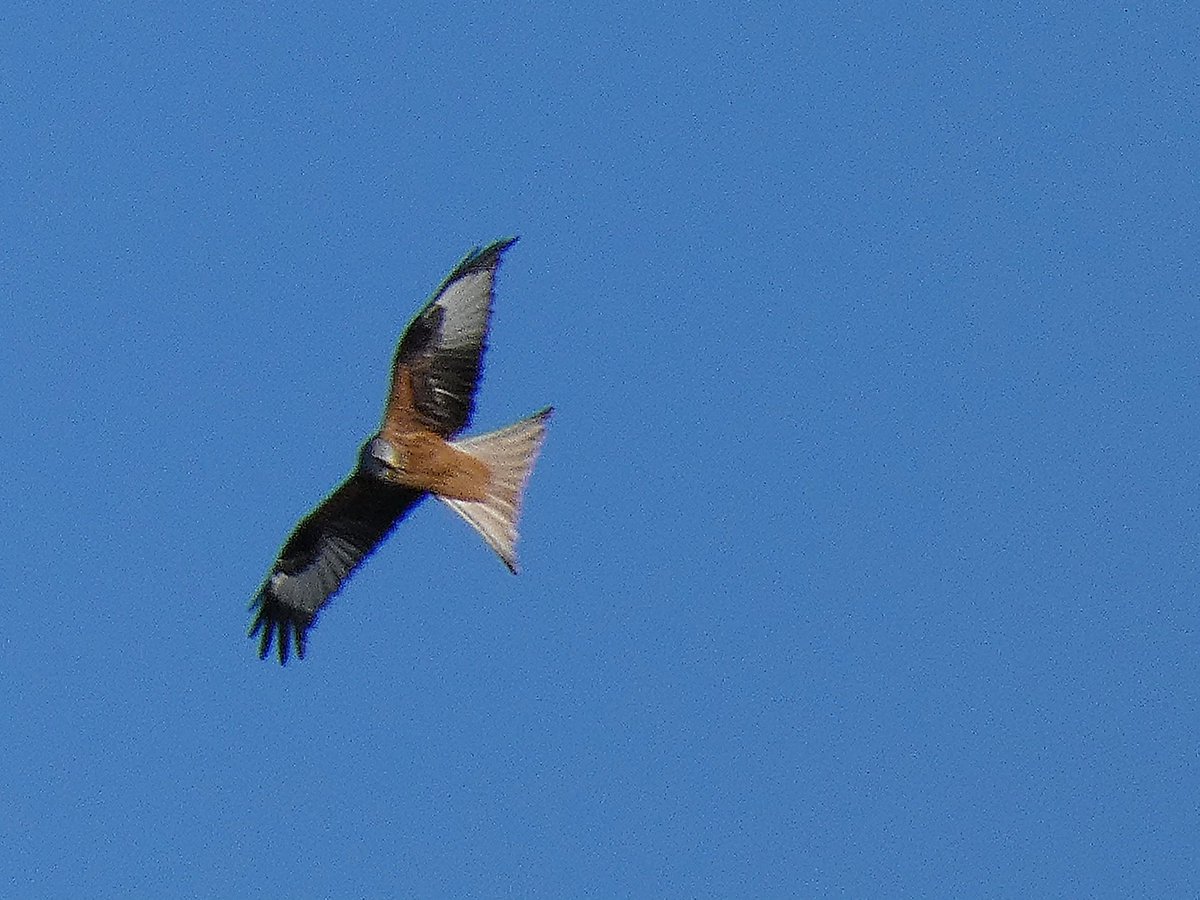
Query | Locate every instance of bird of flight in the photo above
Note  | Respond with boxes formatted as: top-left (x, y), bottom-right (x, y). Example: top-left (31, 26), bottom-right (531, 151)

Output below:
top-left (250, 238), bottom-right (551, 663)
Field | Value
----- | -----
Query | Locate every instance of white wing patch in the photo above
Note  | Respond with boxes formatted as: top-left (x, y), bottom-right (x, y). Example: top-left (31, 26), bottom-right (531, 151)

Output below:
top-left (269, 534), bottom-right (365, 613)
top-left (434, 270), bottom-right (493, 350)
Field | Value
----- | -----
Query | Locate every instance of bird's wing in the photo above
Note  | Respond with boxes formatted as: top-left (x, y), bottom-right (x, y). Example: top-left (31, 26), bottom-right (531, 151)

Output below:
top-left (382, 237), bottom-right (518, 438)
top-left (249, 475), bottom-right (424, 663)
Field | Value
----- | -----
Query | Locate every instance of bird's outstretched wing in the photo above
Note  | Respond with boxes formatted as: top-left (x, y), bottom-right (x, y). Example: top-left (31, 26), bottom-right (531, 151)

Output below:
top-left (249, 476), bottom-right (424, 663)
top-left (382, 237), bottom-right (518, 438)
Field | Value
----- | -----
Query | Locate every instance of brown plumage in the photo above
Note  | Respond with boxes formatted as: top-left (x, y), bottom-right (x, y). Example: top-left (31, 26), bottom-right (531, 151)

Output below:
top-left (249, 238), bottom-right (551, 663)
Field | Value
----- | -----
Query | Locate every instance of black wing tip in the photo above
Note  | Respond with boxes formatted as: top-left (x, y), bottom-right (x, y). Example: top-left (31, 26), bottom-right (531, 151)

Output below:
top-left (446, 236), bottom-right (519, 283)
top-left (249, 588), bottom-right (313, 666)
top-left (480, 234), bottom-right (519, 259)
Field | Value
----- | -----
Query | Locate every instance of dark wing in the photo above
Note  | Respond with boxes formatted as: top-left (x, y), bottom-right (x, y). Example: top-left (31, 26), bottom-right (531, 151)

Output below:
top-left (382, 237), bottom-right (518, 438)
top-left (249, 475), bottom-right (424, 664)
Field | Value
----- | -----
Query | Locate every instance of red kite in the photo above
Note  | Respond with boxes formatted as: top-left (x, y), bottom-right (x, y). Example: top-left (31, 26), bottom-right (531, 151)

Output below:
top-left (250, 238), bottom-right (551, 663)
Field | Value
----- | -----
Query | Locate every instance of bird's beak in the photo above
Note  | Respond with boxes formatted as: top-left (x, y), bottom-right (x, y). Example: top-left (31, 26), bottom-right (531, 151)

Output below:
top-left (362, 436), bottom-right (401, 479)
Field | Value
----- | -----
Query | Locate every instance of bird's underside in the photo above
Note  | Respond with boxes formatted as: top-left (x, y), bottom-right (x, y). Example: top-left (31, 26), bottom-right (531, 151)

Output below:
top-left (249, 238), bottom-right (551, 664)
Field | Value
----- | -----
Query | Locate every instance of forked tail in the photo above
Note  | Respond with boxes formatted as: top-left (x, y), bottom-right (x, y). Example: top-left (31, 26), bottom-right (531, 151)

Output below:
top-left (438, 407), bottom-right (552, 572)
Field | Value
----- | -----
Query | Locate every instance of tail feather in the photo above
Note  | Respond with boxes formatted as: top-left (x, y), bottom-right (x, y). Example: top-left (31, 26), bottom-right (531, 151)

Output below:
top-left (439, 407), bottom-right (552, 572)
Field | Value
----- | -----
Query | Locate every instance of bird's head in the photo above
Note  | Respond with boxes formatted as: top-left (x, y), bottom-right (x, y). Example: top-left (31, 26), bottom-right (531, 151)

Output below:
top-left (358, 435), bottom-right (403, 481)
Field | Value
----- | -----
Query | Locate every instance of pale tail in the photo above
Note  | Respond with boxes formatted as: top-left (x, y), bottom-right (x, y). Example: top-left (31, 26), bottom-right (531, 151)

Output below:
top-left (439, 407), bottom-right (552, 572)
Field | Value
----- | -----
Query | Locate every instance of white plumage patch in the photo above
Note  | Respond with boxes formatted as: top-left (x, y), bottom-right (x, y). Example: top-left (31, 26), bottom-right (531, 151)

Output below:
top-left (434, 269), bottom-right (493, 350)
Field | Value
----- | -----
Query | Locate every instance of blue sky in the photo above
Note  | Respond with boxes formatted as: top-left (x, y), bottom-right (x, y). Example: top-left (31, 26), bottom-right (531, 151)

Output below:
top-left (2, 2), bottom-right (1197, 896)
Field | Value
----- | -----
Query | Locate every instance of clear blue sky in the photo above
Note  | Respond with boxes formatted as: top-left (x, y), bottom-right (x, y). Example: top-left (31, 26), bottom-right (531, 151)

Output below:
top-left (2, 3), bottom-right (1196, 897)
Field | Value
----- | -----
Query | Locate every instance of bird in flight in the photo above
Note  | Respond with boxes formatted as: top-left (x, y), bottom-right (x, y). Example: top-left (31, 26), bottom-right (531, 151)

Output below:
top-left (249, 237), bottom-right (551, 663)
